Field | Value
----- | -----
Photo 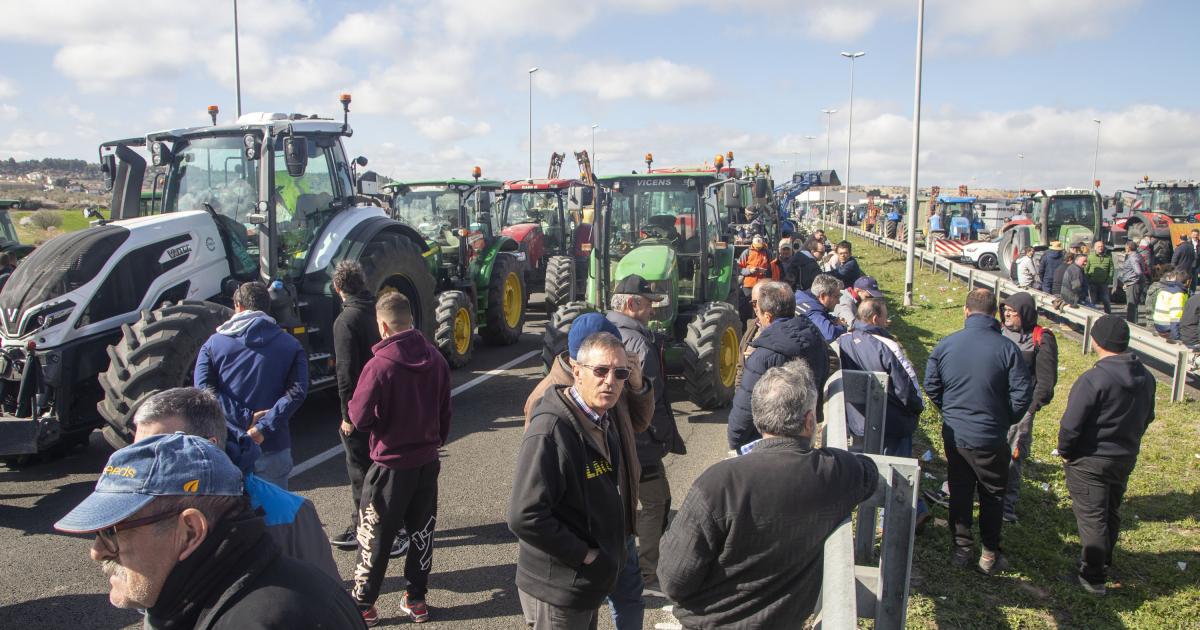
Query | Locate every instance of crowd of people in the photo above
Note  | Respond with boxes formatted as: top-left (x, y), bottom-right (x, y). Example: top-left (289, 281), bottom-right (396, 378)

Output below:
top-left (53, 227), bottom-right (1162, 628)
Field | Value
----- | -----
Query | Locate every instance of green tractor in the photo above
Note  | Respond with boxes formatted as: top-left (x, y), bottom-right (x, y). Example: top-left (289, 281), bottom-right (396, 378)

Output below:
top-left (387, 171), bottom-right (528, 368)
top-left (0, 199), bottom-right (33, 260)
top-left (542, 165), bottom-right (743, 409)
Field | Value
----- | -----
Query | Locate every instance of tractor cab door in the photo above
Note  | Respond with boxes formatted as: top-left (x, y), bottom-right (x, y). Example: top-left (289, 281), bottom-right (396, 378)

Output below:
top-left (703, 192), bottom-right (733, 302)
top-left (271, 137), bottom-right (346, 279)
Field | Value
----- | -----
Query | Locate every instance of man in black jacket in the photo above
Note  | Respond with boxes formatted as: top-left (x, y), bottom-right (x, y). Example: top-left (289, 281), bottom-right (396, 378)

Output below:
top-left (829, 240), bottom-right (863, 287)
top-left (784, 238), bottom-right (822, 292)
top-left (1059, 316), bottom-right (1156, 596)
top-left (55, 433), bottom-right (364, 629)
top-left (999, 293), bottom-right (1059, 523)
top-left (1171, 232), bottom-right (1195, 282)
top-left (925, 288), bottom-right (1032, 574)
top-left (1060, 253), bottom-right (1089, 307)
top-left (509, 332), bottom-right (632, 628)
top-left (329, 261), bottom-right (405, 557)
top-left (606, 275), bottom-right (685, 595)
top-left (659, 361), bottom-right (878, 628)
top-left (727, 280), bottom-right (828, 452)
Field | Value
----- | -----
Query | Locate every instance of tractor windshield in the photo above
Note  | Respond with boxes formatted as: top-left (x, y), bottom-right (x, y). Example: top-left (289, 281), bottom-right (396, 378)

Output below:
top-left (1151, 188), bottom-right (1200, 217)
top-left (165, 135), bottom-right (259, 222)
top-left (1043, 196), bottom-right (1098, 230)
top-left (503, 190), bottom-right (561, 226)
top-left (606, 179), bottom-right (702, 258)
top-left (393, 187), bottom-right (463, 241)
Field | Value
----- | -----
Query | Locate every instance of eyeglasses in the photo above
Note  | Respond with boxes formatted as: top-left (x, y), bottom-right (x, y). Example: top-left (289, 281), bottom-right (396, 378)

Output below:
top-left (96, 510), bottom-right (183, 555)
top-left (577, 364), bottom-right (631, 380)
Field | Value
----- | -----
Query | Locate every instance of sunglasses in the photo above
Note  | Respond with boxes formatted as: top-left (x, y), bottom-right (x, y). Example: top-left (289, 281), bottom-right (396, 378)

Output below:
top-left (96, 509), bottom-right (183, 555)
top-left (577, 364), bottom-right (631, 380)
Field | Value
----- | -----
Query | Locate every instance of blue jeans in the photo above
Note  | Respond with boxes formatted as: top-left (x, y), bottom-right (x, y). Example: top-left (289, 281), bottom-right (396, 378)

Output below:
top-left (254, 448), bottom-right (293, 490)
top-left (606, 536), bottom-right (644, 630)
top-left (882, 435), bottom-right (929, 517)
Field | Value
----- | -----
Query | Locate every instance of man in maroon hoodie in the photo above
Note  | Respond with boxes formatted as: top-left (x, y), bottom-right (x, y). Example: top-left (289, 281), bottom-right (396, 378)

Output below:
top-left (348, 292), bottom-right (451, 626)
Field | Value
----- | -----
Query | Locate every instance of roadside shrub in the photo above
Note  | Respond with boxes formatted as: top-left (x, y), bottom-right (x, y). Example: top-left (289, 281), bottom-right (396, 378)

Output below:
top-left (29, 209), bottom-right (63, 230)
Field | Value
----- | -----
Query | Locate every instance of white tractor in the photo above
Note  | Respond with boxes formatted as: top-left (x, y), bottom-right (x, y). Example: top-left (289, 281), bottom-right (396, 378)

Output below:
top-left (0, 97), bottom-right (436, 462)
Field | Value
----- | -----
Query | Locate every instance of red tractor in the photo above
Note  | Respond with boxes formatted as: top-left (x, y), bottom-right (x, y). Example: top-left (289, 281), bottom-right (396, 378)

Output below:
top-left (1108, 178), bottom-right (1200, 263)
top-left (499, 154), bottom-right (594, 313)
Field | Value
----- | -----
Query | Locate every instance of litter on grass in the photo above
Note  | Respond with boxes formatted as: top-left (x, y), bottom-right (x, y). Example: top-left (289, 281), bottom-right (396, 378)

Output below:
top-left (922, 450), bottom-right (933, 462)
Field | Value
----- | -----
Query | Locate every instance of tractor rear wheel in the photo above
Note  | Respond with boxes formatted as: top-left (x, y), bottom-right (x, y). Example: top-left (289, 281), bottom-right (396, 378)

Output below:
top-left (434, 291), bottom-right (474, 369)
top-left (683, 302), bottom-right (742, 409)
top-left (481, 255), bottom-right (526, 345)
top-left (97, 300), bottom-right (232, 449)
top-left (359, 231), bottom-right (436, 340)
top-left (543, 255), bottom-right (575, 315)
top-left (541, 301), bottom-right (595, 372)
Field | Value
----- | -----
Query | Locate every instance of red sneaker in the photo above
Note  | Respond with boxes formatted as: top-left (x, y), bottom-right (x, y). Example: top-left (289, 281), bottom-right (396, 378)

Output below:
top-left (360, 605), bottom-right (379, 627)
top-left (400, 593), bottom-right (430, 623)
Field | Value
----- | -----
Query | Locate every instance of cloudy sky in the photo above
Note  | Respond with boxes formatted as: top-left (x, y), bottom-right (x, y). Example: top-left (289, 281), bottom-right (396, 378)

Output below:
top-left (0, 0), bottom-right (1195, 192)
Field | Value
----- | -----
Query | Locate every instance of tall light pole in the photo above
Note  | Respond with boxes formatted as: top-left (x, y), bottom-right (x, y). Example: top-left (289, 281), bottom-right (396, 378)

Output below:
top-left (1091, 118), bottom-right (1102, 189)
top-left (590, 124), bottom-right (599, 174)
top-left (804, 135), bottom-right (816, 170)
top-left (821, 108), bottom-right (837, 221)
top-left (233, 0), bottom-right (242, 116)
top-left (1017, 153), bottom-right (1025, 194)
top-left (528, 67), bottom-right (539, 178)
top-left (841, 51), bottom-right (865, 240)
top-left (902, 2), bottom-right (924, 307)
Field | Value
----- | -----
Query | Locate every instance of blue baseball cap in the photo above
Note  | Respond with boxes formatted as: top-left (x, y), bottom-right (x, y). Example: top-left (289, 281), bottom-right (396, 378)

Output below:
top-left (54, 433), bottom-right (244, 534)
top-left (568, 312), bottom-right (622, 360)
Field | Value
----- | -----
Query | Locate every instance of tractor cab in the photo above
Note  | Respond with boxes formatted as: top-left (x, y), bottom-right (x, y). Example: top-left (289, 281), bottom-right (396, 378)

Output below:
top-left (387, 176), bottom-right (504, 286)
top-left (997, 188), bottom-right (1101, 279)
top-left (499, 178), bottom-right (586, 270)
top-left (1118, 180), bottom-right (1200, 261)
top-left (935, 195), bottom-right (983, 240)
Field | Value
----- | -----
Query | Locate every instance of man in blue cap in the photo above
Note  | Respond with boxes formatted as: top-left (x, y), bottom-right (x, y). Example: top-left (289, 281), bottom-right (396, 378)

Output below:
top-left (521, 312), bottom-right (652, 630)
top-left (54, 433), bottom-right (363, 629)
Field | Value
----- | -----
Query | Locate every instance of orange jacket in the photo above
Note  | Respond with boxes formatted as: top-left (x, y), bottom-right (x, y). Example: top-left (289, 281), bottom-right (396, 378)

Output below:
top-left (738, 248), bottom-right (773, 288)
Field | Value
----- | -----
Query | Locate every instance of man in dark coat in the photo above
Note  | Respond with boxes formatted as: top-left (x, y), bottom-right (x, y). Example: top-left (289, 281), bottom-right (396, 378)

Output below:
top-left (606, 274), bottom-right (685, 595)
top-left (510, 332), bottom-right (632, 628)
top-left (829, 240), bottom-right (863, 286)
top-left (998, 293), bottom-right (1059, 522)
top-left (1060, 253), bottom-right (1089, 307)
top-left (925, 288), bottom-right (1032, 574)
top-left (55, 434), bottom-right (364, 630)
top-left (784, 237), bottom-right (822, 292)
top-left (1171, 232), bottom-right (1195, 281)
top-left (659, 361), bottom-right (878, 628)
top-left (1059, 316), bottom-right (1156, 595)
top-left (727, 281), bottom-right (829, 452)
top-left (1037, 241), bottom-right (1065, 292)
top-left (194, 281), bottom-right (308, 489)
top-left (795, 273), bottom-right (848, 342)
top-left (329, 261), bottom-right (394, 552)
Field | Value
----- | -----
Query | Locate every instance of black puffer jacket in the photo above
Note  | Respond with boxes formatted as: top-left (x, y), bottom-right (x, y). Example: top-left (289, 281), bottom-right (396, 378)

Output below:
top-left (727, 316), bottom-right (829, 450)
top-left (333, 291), bottom-right (380, 421)
top-left (1038, 249), bottom-right (1064, 293)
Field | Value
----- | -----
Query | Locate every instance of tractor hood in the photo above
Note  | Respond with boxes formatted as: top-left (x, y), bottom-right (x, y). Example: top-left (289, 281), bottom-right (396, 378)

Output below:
top-left (614, 245), bottom-right (675, 283)
top-left (1056, 225), bottom-right (1095, 248)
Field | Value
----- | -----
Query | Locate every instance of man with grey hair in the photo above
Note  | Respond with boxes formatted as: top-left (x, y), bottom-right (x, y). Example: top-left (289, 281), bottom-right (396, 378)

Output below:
top-left (659, 361), bottom-right (878, 628)
top-left (131, 387), bottom-right (340, 581)
top-left (606, 274), bottom-right (684, 595)
top-left (796, 273), bottom-right (848, 341)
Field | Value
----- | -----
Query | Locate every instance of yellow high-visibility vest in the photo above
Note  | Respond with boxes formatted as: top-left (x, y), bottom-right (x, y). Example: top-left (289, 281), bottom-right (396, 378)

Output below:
top-left (1153, 289), bottom-right (1185, 325)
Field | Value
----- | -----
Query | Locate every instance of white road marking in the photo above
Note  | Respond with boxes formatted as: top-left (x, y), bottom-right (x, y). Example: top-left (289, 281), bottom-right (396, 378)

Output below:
top-left (289, 349), bottom-right (540, 479)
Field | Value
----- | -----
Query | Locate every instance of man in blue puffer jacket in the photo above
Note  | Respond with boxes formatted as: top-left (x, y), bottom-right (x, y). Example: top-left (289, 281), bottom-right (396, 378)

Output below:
top-left (195, 281), bottom-right (308, 489)
top-left (796, 274), bottom-right (848, 342)
top-left (728, 281), bottom-right (829, 451)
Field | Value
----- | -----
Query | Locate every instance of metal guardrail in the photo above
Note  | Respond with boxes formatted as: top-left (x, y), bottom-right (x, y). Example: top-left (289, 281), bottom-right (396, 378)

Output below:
top-left (827, 222), bottom-right (1195, 401)
top-left (815, 370), bottom-right (919, 630)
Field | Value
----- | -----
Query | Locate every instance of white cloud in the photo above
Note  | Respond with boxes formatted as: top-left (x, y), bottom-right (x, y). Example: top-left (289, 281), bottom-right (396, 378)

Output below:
top-left (538, 59), bottom-right (716, 102)
top-left (930, 0), bottom-right (1138, 54)
top-left (806, 5), bottom-right (881, 41)
top-left (0, 129), bottom-right (64, 158)
top-left (0, 77), bottom-right (14, 99)
top-left (323, 11), bottom-right (403, 50)
top-left (348, 44), bottom-right (475, 116)
top-left (0, 104), bottom-right (18, 122)
top-left (415, 116), bottom-right (492, 141)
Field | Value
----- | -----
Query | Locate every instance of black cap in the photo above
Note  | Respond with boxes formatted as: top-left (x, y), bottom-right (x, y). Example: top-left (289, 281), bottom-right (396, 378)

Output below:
top-left (613, 274), bottom-right (665, 303)
top-left (1090, 314), bottom-right (1130, 352)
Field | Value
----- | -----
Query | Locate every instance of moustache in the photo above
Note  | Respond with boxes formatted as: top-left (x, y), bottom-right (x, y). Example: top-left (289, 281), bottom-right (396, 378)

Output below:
top-left (101, 560), bottom-right (126, 581)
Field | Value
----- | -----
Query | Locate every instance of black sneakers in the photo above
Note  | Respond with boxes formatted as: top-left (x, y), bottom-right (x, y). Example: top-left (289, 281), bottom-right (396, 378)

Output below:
top-left (330, 525), bottom-right (357, 549)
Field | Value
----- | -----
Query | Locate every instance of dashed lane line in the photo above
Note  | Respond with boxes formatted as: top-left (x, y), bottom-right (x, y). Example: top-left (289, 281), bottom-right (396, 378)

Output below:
top-left (288, 349), bottom-right (540, 479)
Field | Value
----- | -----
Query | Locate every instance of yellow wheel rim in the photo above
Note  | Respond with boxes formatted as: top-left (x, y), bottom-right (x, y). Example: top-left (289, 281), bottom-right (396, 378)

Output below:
top-left (503, 272), bottom-right (522, 328)
top-left (453, 307), bottom-right (472, 355)
top-left (718, 325), bottom-right (738, 388)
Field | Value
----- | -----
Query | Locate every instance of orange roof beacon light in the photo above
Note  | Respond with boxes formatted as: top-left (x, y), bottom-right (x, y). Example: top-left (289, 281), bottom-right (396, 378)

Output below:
top-left (645, 153), bottom-right (654, 170)
top-left (472, 166), bottom-right (482, 181)
top-left (339, 93), bottom-right (353, 132)
top-left (207, 105), bottom-right (219, 125)
top-left (714, 154), bottom-right (725, 168)
top-left (726, 150), bottom-right (734, 167)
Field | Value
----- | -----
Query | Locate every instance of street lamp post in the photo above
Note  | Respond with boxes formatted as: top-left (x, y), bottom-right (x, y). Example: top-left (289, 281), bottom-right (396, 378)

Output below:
top-left (804, 135), bottom-right (816, 170)
top-left (821, 108), bottom-right (837, 222)
top-left (1091, 118), bottom-right (1102, 189)
top-left (903, 2), bottom-right (923, 306)
top-left (841, 51), bottom-right (865, 240)
top-left (528, 67), bottom-right (539, 179)
top-left (591, 124), bottom-right (599, 174)
top-left (1017, 153), bottom-right (1024, 193)
top-left (233, 0), bottom-right (242, 116)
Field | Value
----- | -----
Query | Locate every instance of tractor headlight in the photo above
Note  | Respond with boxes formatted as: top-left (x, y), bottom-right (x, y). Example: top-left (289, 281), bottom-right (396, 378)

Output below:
top-left (34, 300), bottom-right (75, 331)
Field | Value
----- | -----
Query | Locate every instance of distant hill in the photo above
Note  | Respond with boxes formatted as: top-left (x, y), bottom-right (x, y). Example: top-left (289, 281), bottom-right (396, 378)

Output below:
top-left (0, 157), bottom-right (101, 178)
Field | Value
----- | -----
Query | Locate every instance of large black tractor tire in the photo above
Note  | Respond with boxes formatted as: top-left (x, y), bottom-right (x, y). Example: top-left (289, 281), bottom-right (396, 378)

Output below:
top-left (1152, 237), bottom-right (1172, 266)
top-left (359, 232), bottom-right (437, 341)
top-left (481, 255), bottom-right (527, 346)
top-left (433, 290), bottom-right (475, 369)
top-left (683, 302), bottom-right (742, 409)
top-left (97, 300), bottom-right (232, 449)
top-left (541, 301), bottom-right (595, 372)
top-left (543, 255), bottom-right (576, 315)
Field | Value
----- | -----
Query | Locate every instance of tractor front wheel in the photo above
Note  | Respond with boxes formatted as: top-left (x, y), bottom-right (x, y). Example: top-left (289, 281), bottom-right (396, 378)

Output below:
top-left (543, 255), bottom-right (576, 315)
top-left (481, 254), bottom-right (526, 345)
top-left (434, 291), bottom-right (474, 369)
top-left (683, 302), bottom-right (742, 409)
top-left (541, 301), bottom-right (595, 372)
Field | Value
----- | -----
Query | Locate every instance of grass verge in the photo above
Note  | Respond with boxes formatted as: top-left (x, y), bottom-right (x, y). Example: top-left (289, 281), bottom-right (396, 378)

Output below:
top-left (845, 233), bottom-right (1200, 629)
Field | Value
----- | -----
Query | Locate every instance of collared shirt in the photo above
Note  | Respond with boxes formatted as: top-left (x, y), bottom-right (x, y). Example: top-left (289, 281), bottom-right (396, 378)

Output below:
top-left (567, 386), bottom-right (613, 464)
top-left (568, 386), bottom-right (608, 432)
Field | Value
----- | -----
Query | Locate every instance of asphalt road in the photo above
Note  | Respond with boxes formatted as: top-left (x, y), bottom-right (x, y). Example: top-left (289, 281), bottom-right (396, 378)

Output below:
top-left (0, 305), bottom-right (730, 629)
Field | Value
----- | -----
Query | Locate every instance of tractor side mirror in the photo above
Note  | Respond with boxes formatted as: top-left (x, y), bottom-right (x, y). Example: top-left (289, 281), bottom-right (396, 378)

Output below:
top-left (753, 178), bottom-right (769, 199)
top-left (101, 154), bottom-right (117, 191)
top-left (722, 181), bottom-right (743, 209)
top-left (355, 156), bottom-right (368, 167)
top-left (357, 170), bottom-right (380, 197)
top-left (283, 136), bottom-right (308, 177)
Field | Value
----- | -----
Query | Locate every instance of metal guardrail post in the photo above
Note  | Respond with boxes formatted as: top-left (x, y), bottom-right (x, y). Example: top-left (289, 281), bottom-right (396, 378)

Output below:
top-left (1083, 314), bottom-right (1095, 355)
top-left (876, 463), bottom-right (918, 630)
top-left (966, 268), bottom-right (974, 290)
top-left (1173, 350), bottom-right (1189, 402)
top-left (844, 370), bottom-right (889, 561)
